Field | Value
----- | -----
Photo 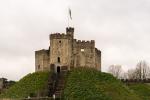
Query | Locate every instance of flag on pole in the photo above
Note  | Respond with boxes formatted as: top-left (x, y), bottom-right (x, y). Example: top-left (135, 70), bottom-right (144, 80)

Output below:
top-left (69, 8), bottom-right (72, 20)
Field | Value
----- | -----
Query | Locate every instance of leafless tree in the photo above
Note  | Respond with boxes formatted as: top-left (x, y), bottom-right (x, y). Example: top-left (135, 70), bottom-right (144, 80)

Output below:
top-left (119, 72), bottom-right (128, 79)
top-left (127, 69), bottom-right (137, 79)
top-left (127, 60), bottom-right (150, 79)
top-left (108, 65), bottom-right (122, 79)
top-left (135, 60), bottom-right (149, 79)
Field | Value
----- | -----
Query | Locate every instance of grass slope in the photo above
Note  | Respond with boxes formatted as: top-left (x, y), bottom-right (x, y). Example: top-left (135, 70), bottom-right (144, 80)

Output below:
top-left (63, 67), bottom-right (141, 100)
top-left (129, 83), bottom-right (150, 100)
top-left (0, 71), bottom-right (50, 98)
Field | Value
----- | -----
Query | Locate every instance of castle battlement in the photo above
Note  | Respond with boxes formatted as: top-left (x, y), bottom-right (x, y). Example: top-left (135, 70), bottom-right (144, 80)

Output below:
top-left (95, 48), bottom-right (101, 55)
top-left (76, 40), bottom-right (95, 43)
top-left (50, 33), bottom-right (72, 39)
top-left (66, 27), bottom-right (74, 33)
top-left (75, 40), bottom-right (95, 48)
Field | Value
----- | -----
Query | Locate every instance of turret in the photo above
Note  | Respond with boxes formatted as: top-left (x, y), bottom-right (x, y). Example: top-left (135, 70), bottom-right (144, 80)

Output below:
top-left (66, 27), bottom-right (74, 38)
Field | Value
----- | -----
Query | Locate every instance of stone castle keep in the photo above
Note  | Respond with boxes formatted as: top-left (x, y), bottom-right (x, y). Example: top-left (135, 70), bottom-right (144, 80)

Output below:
top-left (35, 27), bottom-right (101, 72)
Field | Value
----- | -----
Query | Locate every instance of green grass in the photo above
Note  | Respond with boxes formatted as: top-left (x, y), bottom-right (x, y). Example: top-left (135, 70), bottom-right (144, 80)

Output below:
top-left (1, 67), bottom-right (149, 100)
top-left (128, 83), bottom-right (150, 100)
top-left (63, 67), bottom-right (141, 100)
top-left (0, 71), bottom-right (50, 99)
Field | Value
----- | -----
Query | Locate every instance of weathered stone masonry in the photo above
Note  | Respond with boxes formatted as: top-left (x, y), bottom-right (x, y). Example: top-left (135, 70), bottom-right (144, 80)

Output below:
top-left (35, 27), bottom-right (101, 72)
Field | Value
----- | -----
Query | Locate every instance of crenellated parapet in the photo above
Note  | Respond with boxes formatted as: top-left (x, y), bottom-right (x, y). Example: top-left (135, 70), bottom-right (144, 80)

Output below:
top-left (50, 33), bottom-right (72, 39)
top-left (75, 40), bottom-right (95, 48)
top-left (66, 27), bottom-right (74, 33)
top-left (95, 48), bottom-right (101, 55)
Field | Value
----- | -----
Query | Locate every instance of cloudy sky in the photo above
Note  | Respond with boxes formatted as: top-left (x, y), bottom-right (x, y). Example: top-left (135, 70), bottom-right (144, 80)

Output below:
top-left (1, 0), bottom-right (150, 80)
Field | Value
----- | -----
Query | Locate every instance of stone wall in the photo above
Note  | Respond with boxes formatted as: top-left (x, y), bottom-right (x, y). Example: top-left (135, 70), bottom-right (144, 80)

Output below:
top-left (35, 49), bottom-right (49, 71)
top-left (49, 36), bottom-right (73, 70)
top-left (95, 48), bottom-right (101, 70)
top-left (0, 78), bottom-right (8, 91)
top-left (50, 33), bottom-right (72, 39)
top-left (0, 78), bottom-right (4, 90)
top-left (73, 40), bottom-right (96, 68)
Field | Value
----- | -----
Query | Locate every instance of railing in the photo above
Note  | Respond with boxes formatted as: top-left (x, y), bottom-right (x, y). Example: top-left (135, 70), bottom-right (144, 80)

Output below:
top-left (48, 72), bottom-right (57, 97)
top-left (48, 71), bottom-right (64, 98)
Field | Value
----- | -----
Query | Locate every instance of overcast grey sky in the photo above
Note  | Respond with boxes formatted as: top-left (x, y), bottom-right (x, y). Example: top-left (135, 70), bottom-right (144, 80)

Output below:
top-left (1, 0), bottom-right (150, 80)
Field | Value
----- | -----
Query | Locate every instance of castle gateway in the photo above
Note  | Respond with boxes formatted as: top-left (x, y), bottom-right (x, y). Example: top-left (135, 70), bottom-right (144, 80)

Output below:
top-left (35, 27), bottom-right (101, 72)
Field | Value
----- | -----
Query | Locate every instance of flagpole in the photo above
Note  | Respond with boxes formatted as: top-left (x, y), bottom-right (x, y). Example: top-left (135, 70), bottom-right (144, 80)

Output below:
top-left (68, 7), bottom-right (72, 27)
top-left (68, 7), bottom-right (70, 27)
top-left (68, 9), bottom-right (69, 27)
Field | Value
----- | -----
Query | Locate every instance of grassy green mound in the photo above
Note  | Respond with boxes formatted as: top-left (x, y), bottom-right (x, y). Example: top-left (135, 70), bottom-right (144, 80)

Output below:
top-left (63, 67), bottom-right (141, 100)
top-left (129, 83), bottom-right (150, 100)
top-left (0, 71), bottom-right (50, 98)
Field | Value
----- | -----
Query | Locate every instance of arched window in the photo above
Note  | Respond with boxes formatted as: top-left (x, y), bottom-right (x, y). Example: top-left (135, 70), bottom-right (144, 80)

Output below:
top-left (58, 57), bottom-right (60, 63)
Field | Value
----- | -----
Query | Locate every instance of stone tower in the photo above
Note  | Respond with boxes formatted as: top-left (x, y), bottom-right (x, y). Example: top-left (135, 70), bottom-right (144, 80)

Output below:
top-left (49, 27), bottom-right (74, 70)
top-left (35, 27), bottom-right (101, 72)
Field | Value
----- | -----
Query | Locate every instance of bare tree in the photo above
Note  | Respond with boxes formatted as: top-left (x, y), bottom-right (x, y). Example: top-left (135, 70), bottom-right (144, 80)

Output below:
top-left (135, 60), bottom-right (149, 79)
top-left (127, 69), bottom-right (137, 79)
top-left (108, 65), bottom-right (122, 79)
top-left (127, 60), bottom-right (150, 79)
top-left (120, 72), bottom-right (128, 79)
